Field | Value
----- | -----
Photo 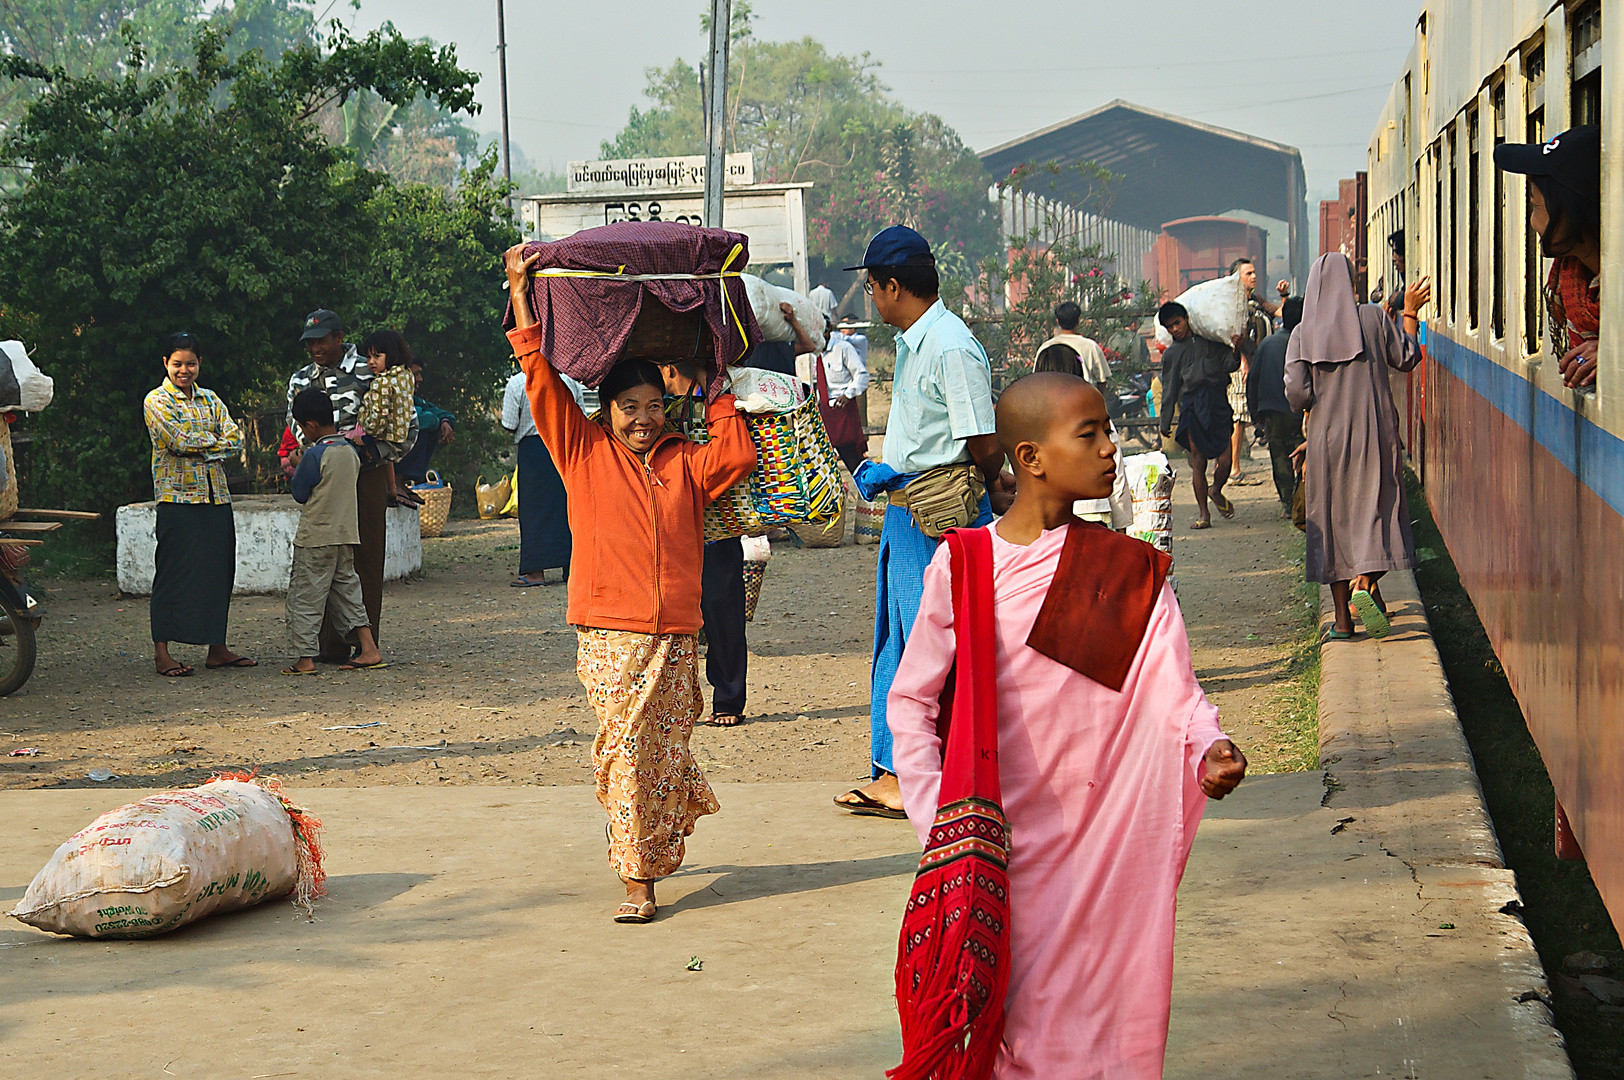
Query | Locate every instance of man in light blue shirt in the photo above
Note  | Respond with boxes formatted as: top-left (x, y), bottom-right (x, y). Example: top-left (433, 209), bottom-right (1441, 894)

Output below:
top-left (834, 225), bottom-right (1010, 818)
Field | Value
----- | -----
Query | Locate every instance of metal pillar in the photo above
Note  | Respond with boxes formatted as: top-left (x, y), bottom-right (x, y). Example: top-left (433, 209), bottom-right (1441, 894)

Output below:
top-left (703, 0), bottom-right (731, 228)
top-left (497, 0), bottom-right (512, 209)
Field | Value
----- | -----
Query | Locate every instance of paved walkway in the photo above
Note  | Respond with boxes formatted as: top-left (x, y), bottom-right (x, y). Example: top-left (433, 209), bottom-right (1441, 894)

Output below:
top-left (0, 587), bottom-right (1575, 1076)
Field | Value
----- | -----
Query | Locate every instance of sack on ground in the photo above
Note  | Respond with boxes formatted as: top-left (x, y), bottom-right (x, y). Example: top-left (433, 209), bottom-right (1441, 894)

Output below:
top-left (0, 341), bottom-right (54, 412)
top-left (476, 473), bottom-right (512, 520)
top-left (8, 774), bottom-right (324, 938)
top-left (742, 275), bottom-right (827, 350)
top-left (1152, 273), bottom-right (1248, 350)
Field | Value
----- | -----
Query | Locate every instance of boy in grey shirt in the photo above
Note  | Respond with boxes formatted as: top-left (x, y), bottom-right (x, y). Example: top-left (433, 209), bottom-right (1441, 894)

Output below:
top-left (283, 388), bottom-right (385, 673)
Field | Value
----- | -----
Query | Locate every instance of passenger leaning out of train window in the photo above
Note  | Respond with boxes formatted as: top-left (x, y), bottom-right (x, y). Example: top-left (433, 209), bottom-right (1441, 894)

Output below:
top-left (1495, 126), bottom-right (1602, 390)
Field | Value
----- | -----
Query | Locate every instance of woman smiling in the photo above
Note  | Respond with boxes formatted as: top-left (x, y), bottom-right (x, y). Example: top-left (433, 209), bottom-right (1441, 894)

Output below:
top-left (141, 333), bottom-right (255, 677)
top-left (503, 244), bottom-right (756, 924)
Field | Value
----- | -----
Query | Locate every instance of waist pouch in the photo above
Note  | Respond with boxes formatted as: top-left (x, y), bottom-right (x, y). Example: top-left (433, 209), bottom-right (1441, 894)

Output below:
top-left (891, 464), bottom-right (985, 539)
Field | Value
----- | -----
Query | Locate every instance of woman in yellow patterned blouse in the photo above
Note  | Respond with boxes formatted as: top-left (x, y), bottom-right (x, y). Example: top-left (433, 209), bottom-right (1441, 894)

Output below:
top-left (142, 333), bottom-right (256, 677)
top-left (358, 329), bottom-right (422, 506)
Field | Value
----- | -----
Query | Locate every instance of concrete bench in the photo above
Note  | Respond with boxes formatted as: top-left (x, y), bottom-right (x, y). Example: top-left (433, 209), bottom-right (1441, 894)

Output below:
top-left (115, 494), bottom-right (422, 595)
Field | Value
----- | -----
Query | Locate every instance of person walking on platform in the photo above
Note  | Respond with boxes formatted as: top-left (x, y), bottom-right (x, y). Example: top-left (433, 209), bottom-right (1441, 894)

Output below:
top-left (503, 369), bottom-right (577, 587)
top-left (835, 225), bottom-right (1011, 819)
top-left (1158, 301), bottom-right (1240, 529)
top-left (504, 243), bottom-right (756, 924)
top-left (1286, 254), bottom-right (1426, 639)
top-left (889, 372), bottom-right (1245, 1079)
top-left (1247, 296), bottom-right (1306, 514)
top-left (1035, 300), bottom-right (1111, 389)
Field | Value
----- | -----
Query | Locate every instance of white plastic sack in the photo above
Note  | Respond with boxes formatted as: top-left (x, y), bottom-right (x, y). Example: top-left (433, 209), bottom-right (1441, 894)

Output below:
top-left (8, 776), bottom-right (323, 938)
top-left (741, 534), bottom-right (772, 563)
top-left (726, 367), bottom-right (806, 415)
top-left (1152, 274), bottom-right (1248, 351)
top-left (0, 341), bottom-right (53, 412)
top-left (1124, 451), bottom-right (1176, 559)
top-left (743, 275), bottom-right (828, 351)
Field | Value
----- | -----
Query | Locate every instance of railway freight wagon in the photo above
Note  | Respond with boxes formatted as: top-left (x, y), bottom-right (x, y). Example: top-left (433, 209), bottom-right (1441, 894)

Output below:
top-left (1364, 0), bottom-right (1623, 937)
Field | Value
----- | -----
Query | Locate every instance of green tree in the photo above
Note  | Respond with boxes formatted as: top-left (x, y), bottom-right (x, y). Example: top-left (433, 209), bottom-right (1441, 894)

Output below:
top-left (353, 147), bottom-right (521, 509)
top-left (958, 162), bottom-right (1154, 390)
top-left (601, 9), bottom-right (998, 285)
top-left (0, 22), bottom-right (481, 520)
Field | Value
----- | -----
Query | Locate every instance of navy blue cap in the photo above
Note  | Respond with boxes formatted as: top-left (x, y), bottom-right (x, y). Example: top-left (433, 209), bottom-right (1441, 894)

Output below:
top-left (299, 309), bottom-right (342, 341)
top-left (842, 225), bottom-right (935, 272)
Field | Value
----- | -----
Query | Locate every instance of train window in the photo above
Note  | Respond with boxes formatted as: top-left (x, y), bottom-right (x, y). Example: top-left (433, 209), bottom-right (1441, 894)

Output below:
top-left (1525, 44), bottom-right (1546, 357)
top-left (1433, 144), bottom-right (1444, 325)
top-left (1492, 81), bottom-right (1506, 341)
top-left (1572, 1), bottom-right (1602, 126)
top-left (1467, 106), bottom-right (1480, 331)
top-left (1448, 124), bottom-right (1458, 325)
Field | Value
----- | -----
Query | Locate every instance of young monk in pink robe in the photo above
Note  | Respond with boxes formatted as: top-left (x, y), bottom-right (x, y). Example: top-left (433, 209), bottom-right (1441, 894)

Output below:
top-left (889, 372), bottom-right (1247, 1079)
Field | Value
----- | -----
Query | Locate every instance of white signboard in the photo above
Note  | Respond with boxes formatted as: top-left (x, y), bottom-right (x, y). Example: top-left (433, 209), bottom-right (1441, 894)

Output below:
top-left (521, 183), bottom-right (811, 294)
top-left (566, 153), bottom-right (755, 195)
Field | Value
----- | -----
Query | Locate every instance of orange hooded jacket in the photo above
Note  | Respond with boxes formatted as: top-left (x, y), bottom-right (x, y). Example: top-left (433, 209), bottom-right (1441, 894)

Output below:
top-left (509, 324), bottom-right (757, 635)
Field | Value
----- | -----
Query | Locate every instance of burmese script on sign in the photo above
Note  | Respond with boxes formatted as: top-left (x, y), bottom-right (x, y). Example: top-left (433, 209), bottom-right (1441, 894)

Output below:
top-left (566, 153), bottom-right (755, 195)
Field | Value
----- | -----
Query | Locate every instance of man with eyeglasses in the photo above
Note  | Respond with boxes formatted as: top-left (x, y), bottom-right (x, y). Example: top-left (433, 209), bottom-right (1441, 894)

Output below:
top-left (834, 225), bottom-right (1012, 819)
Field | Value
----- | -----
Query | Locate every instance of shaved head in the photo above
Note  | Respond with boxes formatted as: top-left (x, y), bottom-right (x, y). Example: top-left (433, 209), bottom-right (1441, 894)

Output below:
top-left (996, 372), bottom-right (1105, 458)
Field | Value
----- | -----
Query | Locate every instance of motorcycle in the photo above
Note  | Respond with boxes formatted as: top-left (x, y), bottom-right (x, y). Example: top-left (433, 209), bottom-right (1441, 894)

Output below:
top-left (1107, 370), bottom-right (1157, 449)
top-left (0, 553), bottom-right (37, 697)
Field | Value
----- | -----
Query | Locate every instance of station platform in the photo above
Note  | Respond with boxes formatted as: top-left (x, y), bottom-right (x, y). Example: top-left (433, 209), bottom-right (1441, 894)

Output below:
top-left (0, 573), bottom-right (1574, 1077)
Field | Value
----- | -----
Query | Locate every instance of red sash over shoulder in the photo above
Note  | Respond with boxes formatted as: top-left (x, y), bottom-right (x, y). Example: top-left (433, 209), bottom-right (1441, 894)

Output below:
top-left (891, 527), bottom-right (1010, 1080)
top-left (1026, 521), bottom-right (1172, 692)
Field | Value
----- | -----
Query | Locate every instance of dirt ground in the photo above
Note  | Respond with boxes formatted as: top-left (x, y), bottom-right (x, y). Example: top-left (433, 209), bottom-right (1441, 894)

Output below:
top-left (0, 444), bottom-right (1311, 792)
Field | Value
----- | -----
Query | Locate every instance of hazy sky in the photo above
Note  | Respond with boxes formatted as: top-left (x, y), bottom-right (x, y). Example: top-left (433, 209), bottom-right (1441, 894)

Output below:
top-left (348, 0), bottom-right (1423, 204)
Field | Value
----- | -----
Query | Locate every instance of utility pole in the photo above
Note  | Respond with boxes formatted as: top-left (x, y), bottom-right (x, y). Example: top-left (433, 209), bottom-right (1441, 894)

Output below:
top-left (703, 0), bottom-right (731, 229)
top-left (497, 0), bottom-right (512, 212)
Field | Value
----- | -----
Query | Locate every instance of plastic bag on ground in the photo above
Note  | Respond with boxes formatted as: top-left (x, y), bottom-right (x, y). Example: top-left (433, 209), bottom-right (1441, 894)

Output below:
top-left (1124, 451), bottom-right (1176, 565)
top-left (1152, 273), bottom-right (1248, 350)
top-left (8, 774), bottom-right (324, 938)
top-left (0, 341), bottom-right (53, 412)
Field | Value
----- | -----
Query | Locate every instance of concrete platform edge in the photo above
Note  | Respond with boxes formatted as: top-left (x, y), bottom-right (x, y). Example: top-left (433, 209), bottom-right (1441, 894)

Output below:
top-left (1317, 571), bottom-right (1576, 1078)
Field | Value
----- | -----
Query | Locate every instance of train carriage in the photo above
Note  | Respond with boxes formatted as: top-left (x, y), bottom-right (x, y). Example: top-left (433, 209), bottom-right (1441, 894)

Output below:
top-left (1365, 0), bottom-right (1623, 936)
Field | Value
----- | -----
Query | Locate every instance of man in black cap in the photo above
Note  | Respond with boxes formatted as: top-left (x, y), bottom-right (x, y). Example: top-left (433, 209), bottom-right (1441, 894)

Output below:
top-left (285, 309), bottom-right (403, 660)
top-left (1495, 125), bottom-right (1602, 388)
top-left (833, 225), bottom-right (1010, 819)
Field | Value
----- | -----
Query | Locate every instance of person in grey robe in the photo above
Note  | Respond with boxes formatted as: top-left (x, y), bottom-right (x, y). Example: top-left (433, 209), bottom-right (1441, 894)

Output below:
top-left (1285, 253), bottom-right (1423, 639)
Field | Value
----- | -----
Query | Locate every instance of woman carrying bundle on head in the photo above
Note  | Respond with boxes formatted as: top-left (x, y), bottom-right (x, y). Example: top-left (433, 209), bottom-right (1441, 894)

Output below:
top-left (502, 244), bottom-right (757, 924)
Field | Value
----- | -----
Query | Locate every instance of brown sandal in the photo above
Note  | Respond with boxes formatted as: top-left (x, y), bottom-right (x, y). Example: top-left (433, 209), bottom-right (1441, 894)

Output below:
top-left (703, 713), bottom-right (742, 727)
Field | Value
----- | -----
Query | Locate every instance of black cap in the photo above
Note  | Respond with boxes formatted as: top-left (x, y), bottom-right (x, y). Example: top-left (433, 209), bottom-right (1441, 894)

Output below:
top-left (299, 309), bottom-right (342, 342)
top-left (842, 225), bottom-right (935, 272)
top-left (1494, 126), bottom-right (1600, 205)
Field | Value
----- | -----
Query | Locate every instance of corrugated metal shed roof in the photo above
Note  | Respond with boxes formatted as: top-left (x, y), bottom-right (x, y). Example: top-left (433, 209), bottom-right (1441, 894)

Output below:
top-left (980, 100), bottom-right (1310, 278)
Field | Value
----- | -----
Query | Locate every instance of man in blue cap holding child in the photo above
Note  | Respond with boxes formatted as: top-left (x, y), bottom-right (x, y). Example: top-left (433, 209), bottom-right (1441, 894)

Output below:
top-left (835, 225), bottom-right (1013, 818)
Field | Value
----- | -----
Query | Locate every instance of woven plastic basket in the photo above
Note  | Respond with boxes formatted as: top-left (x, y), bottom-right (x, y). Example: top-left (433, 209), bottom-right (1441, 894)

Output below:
top-left (413, 471), bottom-right (454, 538)
top-left (742, 561), bottom-right (766, 622)
top-left (699, 394), bottom-right (845, 542)
top-left (853, 487), bottom-right (886, 546)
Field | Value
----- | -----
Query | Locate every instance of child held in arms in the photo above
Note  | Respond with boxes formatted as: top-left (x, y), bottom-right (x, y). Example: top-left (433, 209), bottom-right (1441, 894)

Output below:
top-left (888, 371), bottom-right (1246, 1079)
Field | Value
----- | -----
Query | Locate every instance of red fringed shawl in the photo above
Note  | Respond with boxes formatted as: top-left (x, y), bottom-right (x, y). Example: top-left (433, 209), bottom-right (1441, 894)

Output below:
top-left (890, 526), bottom-right (1011, 1080)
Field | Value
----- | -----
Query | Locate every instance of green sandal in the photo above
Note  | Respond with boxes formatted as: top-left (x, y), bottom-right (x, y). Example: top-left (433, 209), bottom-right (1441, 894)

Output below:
top-left (1350, 589), bottom-right (1390, 638)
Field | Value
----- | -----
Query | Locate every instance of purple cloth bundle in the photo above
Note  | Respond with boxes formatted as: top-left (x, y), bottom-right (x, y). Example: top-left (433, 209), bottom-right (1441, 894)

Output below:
top-left (504, 221), bottom-right (762, 399)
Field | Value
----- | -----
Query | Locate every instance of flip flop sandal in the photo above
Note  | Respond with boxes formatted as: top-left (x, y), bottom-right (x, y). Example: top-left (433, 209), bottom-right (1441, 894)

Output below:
top-left (158, 664), bottom-right (194, 678)
top-left (1350, 589), bottom-right (1391, 638)
top-left (510, 576), bottom-right (546, 588)
top-left (833, 789), bottom-right (908, 819)
top-left (1190, 519), bottom-right (1213, 530)
top-left (1213, 494), bottom-right (1236, 518)
top-left (206, 657), bottom-right (258, 669)
top-left (1323, 628), bottom-right (1355, 642)
top-left (280, 667), bottom-right (320, 676)
top-left (613, 901), bottom-right (657, 924)
top-left (339, 660), bottom-right (389, 671)
top-left (702, 713), bottom-right (742, 727)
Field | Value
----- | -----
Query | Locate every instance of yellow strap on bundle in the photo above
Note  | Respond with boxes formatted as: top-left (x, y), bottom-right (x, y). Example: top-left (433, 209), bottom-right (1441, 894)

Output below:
top-left (529, 243), bottom-right (751, 363)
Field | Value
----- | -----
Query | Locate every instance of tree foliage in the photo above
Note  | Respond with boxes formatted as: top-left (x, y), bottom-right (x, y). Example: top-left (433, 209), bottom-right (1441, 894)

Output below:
top-left (956, 162), bottom-right (1155, 388)
top-left (0, 23), bottom-right (499, 520)
top-left (601, 8), bottom-right (998, 286)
